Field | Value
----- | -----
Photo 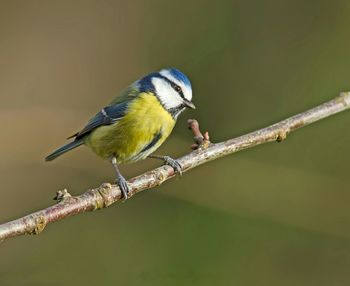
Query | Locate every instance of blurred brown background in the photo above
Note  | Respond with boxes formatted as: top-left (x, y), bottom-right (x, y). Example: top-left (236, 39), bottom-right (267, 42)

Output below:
top-left (1, 0), bottom-right (350, 285)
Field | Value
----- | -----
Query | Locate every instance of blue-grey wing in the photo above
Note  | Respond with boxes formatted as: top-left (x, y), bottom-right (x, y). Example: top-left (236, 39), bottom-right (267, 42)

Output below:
top-left (69, 101), bottom-right (129, 140)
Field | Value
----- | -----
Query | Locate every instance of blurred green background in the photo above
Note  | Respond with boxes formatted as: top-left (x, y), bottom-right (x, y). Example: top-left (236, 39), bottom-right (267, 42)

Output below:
top-left (1, 0), bottom-right (350, 285)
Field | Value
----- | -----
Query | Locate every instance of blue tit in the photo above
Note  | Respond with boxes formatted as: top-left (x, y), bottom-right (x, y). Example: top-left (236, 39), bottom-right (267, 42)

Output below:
top-left (45, 68), bottom-right (195, 199)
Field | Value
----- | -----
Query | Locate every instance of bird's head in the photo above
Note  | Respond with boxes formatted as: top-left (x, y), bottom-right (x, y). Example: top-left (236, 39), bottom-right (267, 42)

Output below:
top-left (137, 68), bottom-right (195, 118)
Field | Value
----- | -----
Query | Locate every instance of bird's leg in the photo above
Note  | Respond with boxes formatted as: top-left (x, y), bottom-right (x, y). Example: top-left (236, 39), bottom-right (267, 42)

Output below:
top-left (148, 155), bottom-right (182, 175)
top-left (111, 156), bottom-right (130, 200)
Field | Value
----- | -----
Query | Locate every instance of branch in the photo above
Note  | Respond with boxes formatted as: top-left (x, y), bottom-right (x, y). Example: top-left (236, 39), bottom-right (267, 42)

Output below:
top-left (1, 92), bottom-right (350, 243)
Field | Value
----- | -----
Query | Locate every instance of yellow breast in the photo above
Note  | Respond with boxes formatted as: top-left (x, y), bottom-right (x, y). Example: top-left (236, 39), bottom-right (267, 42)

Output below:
top-left (85, 92), bottom-right (176, 163)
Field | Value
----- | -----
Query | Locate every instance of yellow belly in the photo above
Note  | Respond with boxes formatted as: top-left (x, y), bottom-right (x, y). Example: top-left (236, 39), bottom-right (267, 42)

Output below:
top-left (85, 93), bottom-right (175, 163)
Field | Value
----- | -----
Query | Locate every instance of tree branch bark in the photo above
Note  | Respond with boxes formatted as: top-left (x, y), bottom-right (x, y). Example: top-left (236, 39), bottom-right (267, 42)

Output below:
top-left (1, 92), bottom-right (350, 243)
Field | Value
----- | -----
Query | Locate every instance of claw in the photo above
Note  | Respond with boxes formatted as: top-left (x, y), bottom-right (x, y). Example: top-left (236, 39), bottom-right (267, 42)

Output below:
top-left (116, 175), bottom-right (131, 200)
top-left (163, 156), bottom-right (183, 175)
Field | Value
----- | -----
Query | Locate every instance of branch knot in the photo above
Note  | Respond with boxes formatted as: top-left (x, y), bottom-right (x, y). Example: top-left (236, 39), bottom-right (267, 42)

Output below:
top-left (29, 215), bottom-right (47, 235)
top-left (54, 189), bottom-right (72, 203)
top-left (96, 183), bottom-right (114, 208)
top-left (276, 130), bottom-right (288, 142)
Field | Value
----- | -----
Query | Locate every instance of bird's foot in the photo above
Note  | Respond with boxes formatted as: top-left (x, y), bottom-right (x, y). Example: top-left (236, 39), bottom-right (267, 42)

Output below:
top-left (116, 175), bottom-right (131, 200)
top-left (163, 156), bottom-right (182, 175)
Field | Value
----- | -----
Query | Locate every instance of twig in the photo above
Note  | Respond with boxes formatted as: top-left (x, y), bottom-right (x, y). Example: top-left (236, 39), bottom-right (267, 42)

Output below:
top-left (1, 92), bottom-right (350, 243)
top-left (187, 119), bottom-right (211, 149)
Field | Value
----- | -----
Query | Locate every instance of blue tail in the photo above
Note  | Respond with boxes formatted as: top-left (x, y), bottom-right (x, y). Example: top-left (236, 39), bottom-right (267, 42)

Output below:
top-left (45, 139), bottom-right (84, 161)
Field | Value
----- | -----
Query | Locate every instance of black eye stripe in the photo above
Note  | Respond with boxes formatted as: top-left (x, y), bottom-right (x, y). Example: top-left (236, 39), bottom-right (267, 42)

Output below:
top-left (159, 75), bottom-right (185, 98)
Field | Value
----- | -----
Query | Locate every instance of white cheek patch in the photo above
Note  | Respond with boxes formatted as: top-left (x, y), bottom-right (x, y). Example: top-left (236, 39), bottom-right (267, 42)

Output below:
top-left (160, 70), bottom-right (192, 101)
top-left (152, 77), bottom-right (183, 109)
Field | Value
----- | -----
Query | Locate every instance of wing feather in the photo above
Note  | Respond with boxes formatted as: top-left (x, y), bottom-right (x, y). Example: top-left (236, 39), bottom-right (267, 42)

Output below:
top-left (68, 84), bottom-right (139, 140)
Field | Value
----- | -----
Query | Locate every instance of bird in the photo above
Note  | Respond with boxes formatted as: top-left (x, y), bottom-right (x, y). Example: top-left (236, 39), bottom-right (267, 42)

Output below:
top-left (45, 68), bottom-right (195, 199)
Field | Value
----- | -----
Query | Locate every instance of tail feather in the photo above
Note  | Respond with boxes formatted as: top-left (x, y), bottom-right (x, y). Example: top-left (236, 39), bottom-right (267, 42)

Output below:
top-left (45, 139), bottom-right (84, 161)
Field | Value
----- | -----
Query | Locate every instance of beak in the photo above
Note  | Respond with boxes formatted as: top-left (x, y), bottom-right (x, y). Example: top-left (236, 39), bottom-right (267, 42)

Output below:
top-left (183, 99), bottom-right (196, 109)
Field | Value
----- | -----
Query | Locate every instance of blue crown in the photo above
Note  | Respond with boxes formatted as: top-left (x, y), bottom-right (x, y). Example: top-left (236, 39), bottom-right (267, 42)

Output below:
top-left (165, 68), bottom-right (192, 89)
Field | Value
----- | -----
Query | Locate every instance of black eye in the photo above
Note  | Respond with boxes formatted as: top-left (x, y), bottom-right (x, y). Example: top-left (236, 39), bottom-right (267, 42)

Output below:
top-left (174, 85), bottom-right (182, 93)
